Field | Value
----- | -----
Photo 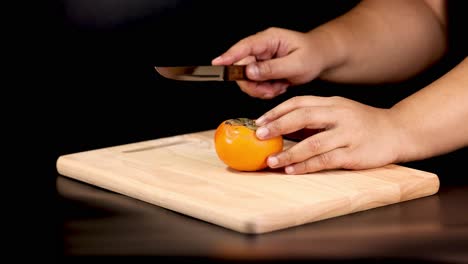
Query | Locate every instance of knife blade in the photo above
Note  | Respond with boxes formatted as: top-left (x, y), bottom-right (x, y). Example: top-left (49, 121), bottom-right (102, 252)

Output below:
top-left (155, 65), bottom-right (247, 81)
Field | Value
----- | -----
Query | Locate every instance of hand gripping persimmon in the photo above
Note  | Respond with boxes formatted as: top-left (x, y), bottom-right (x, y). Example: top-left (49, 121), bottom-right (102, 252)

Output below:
top-left (214, 118), bottom-right (283, 172)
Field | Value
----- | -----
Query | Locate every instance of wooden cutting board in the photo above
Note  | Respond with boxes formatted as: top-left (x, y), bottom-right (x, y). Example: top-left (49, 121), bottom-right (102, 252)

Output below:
top-left (56, 129), bottom-right (439, 234)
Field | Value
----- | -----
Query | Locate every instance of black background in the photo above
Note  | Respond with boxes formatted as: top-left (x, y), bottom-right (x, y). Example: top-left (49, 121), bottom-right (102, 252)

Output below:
top-left (31, 0), bottom-right (467, 259)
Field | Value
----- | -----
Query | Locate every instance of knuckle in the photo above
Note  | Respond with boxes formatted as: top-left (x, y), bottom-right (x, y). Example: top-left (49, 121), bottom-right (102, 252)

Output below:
top-left (267, 121), bottom-right (282, 135)
top-left (329, 95), bottom-right (341, 101)
top-left (236, 57), bottom-right (252, 65)
top-left (258, 62), bottom-right (273, 77)
top-left (341, 156), bottom-right (358, 170)
top-left (280, 149), bottom-right (295, 164)
top-left (329, 95), bottom-right (345, 103)
top-left (264, 27), bottom-right (280, 34)
top-left (238, 83), bottom-right (255, 96)
top-left (337, 105), bottom-right (354, 120)
top-left (295, 162), bottom-right (307, 174)
top-left (303, 161), bottom-right (315, 173)
top-left (289, 96), bottom-right (303, 106)
top-left (305, 137), bottom-right (322, 153)
top-left (261, 107), bottom-right (279, 123)
top-left (303, 106), bottom-right (316, 117)
top-left (289, 96), bottom-right (300, 104)
top-left (317, 152), bottom-right (333, 169)
top-left (262, 110), bottom-right (275, 121)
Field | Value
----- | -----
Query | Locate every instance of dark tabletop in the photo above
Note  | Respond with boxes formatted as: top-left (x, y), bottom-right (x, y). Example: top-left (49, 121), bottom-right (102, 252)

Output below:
top-left (54, 167), bottom-right (468, 263)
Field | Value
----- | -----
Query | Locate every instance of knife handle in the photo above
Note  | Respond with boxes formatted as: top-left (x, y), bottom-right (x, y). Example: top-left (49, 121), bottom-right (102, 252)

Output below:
top-left (225, 65), bottom-right (248, 81)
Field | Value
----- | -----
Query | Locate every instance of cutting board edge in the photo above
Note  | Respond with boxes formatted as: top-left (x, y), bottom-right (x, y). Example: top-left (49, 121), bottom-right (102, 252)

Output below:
top-left (400, 172), bottom-right (440, 202)
top-left (237, 175), bottom-right (441, 234)
top-left (56, 154), bottom-right (258, 233)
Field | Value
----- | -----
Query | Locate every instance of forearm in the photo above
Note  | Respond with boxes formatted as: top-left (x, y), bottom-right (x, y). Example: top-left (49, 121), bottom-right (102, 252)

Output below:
top-left (390, 57), bottom-right (468, 162)
top-left (311, 0), bottom-right (447, 84)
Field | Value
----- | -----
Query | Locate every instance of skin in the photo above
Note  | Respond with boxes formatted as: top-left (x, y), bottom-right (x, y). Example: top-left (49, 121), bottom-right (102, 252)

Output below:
top-left (212, 0), bottom-right (468, 174)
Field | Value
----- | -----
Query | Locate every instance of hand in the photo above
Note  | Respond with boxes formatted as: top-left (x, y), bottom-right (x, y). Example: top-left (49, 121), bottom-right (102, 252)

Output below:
top-left (254, 96), bottom-right (401, 174)
top-left (212, 27), bottom-right (324, 99)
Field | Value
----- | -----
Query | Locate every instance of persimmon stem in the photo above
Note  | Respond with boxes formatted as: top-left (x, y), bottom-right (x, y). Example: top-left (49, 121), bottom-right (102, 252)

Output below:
top-left (225, 118), bottom-right (258, 131)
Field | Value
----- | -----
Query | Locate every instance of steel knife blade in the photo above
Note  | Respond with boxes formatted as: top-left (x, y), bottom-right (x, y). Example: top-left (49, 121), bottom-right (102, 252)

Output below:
top-left (154, 65), bottom-right (247, 81)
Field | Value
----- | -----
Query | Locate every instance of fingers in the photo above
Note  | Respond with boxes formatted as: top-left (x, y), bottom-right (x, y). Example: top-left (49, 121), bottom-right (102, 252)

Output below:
top-left (283, 148), bottom-right (350, 174)
top-left (212, 43), bottom-right (305, 81)
top-left (212, 31), bottom-right (275, 66)
top-left (284, 128), bottom-right (324, 141)
top-left (256, 106), bottom-right (334, 140)
top-left (256, 96), bottom-right (335, 126)
top-left (234, 56), bottom-right (256, 66)
top-left (232, 56), bottom-right (288, 98)
top-left (266, 130), bottom-right (348, 170)
top-left (243, 54), bottom-right (303, 81)
top-left (237, 80), bottom-right (289, 99)
top-left (212, 27), bottom-right (303, 82)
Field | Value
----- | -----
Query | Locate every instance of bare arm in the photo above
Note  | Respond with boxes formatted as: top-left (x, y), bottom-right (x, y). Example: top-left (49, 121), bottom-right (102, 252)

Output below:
top-left (391, 57), bottom-right (468, 163)
top-left (213, 0), bottom-right (448, 98)
top-left (315, 0), bottom-right (448, 83)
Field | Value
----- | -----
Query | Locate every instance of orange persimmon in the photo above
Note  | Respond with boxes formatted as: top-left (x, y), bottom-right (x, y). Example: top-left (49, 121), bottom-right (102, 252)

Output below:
top-left (214, 118), bottom-right (283, 172)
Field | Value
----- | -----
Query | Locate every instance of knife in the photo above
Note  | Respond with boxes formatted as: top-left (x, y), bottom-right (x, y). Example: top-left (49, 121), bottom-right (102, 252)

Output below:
top-left (155, 65), bottom-right (248, 81)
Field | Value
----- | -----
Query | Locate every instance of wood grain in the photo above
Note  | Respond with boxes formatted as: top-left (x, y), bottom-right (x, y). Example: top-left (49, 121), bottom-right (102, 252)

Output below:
top-left (56, 129), bottom-right (440, 234)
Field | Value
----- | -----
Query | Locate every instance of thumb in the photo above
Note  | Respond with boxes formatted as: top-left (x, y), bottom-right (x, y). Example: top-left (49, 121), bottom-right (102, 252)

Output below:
top-left (246, 55), bottom-right (300, 81)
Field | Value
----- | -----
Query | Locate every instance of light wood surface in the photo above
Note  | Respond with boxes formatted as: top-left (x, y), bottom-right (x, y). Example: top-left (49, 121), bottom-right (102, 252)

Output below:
top-left (56, 129), bottom-right (440, 234)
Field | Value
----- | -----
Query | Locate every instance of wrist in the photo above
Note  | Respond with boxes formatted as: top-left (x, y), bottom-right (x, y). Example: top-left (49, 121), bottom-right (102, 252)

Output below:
top-left (305, 26), bottom-right (349, 80)
top-left (387, 106), bottom-right (427, 164)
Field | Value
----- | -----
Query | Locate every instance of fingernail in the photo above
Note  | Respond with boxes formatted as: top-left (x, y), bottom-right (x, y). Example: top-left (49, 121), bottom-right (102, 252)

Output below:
top-left (285, 166), bottom-right (295, 174)
top-left (212, 56), bottom-right (223, 64)
top-left (262, 93), bottom-right (274, 99)
top-left (247, 64), bottom-right (259, 78)
top-left (255, 116), bottom-right (266, 126)
top-left (267, 156), bottom-right (279, 167)
top-left (256, 127), bottom-right (269, 139)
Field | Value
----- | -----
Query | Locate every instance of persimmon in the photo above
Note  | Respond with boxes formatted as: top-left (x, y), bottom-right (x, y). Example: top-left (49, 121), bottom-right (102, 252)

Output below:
top-left (214, 118), bottom-right (283, 172)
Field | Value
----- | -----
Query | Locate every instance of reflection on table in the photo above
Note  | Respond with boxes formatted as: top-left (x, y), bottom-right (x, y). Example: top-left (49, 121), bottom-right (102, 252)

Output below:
top-left (56, 175), bottom-right (468, 262)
